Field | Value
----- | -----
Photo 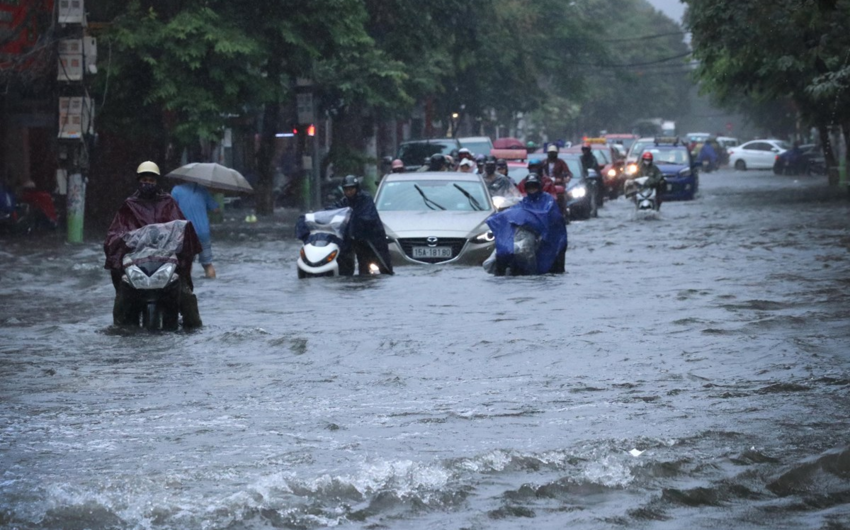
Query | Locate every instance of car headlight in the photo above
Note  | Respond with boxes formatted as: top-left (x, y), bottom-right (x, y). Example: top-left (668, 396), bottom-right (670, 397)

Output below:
top-left (607, 168), bottom-right (617, 178)
top-left (569, 186), bottom-right (587, 199)
top-left (678, 168), bottom-right (691, 177)
top-left (474, 230), bottom-right (495, 243)
top-left (626, 164), bottom-right (638, 175)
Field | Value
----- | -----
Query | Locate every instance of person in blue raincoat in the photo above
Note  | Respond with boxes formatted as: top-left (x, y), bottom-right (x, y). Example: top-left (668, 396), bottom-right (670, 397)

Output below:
top-left (486, 174), bottom-right (567, 276)
top-left (333, 175), bottom-right (394, 275)
top-left (697, 141), bottom-right (718, 171)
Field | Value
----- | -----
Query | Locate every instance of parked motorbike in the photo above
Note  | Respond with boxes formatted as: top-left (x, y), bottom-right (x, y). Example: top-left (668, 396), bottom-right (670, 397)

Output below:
top-left (295, 207), bottom-right (353, 278)
top-left (119, 221), bottom-right (187, 330)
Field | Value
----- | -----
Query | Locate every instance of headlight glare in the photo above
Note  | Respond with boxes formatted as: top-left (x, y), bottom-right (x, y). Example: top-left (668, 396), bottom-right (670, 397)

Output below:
top-left (569, 186), bottom-right (587, 199)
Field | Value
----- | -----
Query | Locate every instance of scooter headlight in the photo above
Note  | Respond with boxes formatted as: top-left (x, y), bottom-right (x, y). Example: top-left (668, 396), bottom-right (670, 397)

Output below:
top-left (474, 230), bottom-right (495, 243)
top-left (125, 266), bottom-right (148, 288)
top-left (150, 262), bottom-right (178, 286)
top-left (569, 186), bottom-right (587, 199)
top-left (626, 163), bottom-right (638, 175)
top-left (607, 168), bottom-right (617, 178)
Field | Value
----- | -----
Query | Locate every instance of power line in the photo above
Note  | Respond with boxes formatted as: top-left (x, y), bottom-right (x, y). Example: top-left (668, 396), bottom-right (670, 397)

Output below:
top-left (556, 50), bottom-right (693, 68)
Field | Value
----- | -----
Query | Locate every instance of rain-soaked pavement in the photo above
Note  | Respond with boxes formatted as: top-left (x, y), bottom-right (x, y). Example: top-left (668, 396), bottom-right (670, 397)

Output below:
top-left (1, 169), bottom-right (849, 530)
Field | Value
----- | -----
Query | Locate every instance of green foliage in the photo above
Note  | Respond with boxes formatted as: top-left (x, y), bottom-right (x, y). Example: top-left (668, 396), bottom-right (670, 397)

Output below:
top-left (685, 0), bottom-right (850, 134)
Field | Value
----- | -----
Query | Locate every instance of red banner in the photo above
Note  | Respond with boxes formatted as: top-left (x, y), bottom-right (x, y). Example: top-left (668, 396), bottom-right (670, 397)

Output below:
top-left (0, 0), bottom-right (54, 71)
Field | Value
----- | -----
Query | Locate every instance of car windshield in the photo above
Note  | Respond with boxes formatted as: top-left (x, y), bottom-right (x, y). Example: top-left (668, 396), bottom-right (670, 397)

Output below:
top-left (592, 149), bottom-right (610, 165)
top-left (377, 179), bottom-right (491, 212)
top-left (645, 147), bottom-right (689, 164)
top-left (629, 140), bottom-right (653, 159)
top-left (507, 166), bottom-right (527, 181)
top-left (559, 157), bottom-right (584, 177)
top-left (397, 142), bottom-right (455, 167)
top-left (459, 140), bottom-right (492, 157)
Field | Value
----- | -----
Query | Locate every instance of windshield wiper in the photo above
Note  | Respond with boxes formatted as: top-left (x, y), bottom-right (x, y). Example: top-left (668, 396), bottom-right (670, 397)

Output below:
top-left (453, 184), bottom-right (483, 211)
top-left (414, 184), bottom-right (446, 211)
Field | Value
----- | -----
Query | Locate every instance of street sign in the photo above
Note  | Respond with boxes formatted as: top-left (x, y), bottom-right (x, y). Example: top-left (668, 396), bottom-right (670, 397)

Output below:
top-left (58, 0), bottom-right (84, 24)
top-left (296, 92), bottom-right (314, 124)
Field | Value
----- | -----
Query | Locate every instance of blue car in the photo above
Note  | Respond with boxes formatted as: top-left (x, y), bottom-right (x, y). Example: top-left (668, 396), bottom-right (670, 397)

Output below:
top-left (641, 143), bottom-right (699, 201)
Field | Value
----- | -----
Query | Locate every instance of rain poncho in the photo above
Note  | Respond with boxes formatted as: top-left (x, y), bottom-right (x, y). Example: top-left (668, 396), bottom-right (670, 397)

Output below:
top-left (104, 190), bottom-right (201, 281)
top-left (485, 192), bottom-right (567, 275)
top-left (333, 190), bottom-right (393, 273)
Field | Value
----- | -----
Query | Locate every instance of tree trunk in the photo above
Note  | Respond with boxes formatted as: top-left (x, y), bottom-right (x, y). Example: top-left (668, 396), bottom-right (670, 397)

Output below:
top-left (842, 121), bottom-right (850, 188)
top-left (330, 105), bottom-right (366, 178)
top-left (255, 101), bottom-right (279, 216)
top-left (817, 122), bottom-right (837, 168)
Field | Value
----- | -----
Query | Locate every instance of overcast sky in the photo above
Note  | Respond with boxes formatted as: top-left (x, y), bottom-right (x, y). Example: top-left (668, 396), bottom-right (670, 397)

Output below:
top-left (645, 0), bottom-right (686, 23)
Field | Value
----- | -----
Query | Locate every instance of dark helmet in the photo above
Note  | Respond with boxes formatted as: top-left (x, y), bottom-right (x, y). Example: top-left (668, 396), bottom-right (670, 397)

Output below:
top-left (496, 158), bottom-right (507, 169)
top-left (581, 143), bottom-right (592, 151)
top-left (524, 173), bottom-right (542, 192)
top-left (484, 155), bottom-right (497, 174)
top-left (341, 174), bottom-right (360, 189)
top-left (428, 153), bottom-right (445, 171)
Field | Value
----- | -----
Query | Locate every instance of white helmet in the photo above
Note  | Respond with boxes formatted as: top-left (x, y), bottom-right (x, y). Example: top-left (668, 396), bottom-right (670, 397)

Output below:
top-left (136, 161), bottom-right (161, 176)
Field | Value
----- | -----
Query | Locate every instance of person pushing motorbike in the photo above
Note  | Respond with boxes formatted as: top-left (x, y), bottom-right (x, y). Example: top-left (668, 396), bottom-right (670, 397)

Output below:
top-left (333, 175), bottom-right (394, 275)
top-left (104, 161), bottom-right (203, 327)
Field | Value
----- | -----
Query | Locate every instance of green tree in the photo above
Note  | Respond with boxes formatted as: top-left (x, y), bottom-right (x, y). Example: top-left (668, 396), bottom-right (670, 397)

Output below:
top-left (685, 0), bottom-right (850, 169)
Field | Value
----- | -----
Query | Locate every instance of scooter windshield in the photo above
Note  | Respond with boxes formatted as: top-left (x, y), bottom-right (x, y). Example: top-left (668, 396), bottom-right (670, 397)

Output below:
top-left (122, 220), bottom-right (187, 266)
top-left (298, 207), bottom-right (352, 242)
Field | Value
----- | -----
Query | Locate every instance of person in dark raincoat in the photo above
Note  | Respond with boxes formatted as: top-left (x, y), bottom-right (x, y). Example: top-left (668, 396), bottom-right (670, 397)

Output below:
top-left (332, 175), bottom-right (394, 275)
top-left (486, 174), bottom-right (567, 276)
top-left (103, 161), bottom-right (203, 327)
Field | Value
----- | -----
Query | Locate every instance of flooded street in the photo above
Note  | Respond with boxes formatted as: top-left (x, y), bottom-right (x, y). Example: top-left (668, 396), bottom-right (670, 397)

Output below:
top-left (1, 169), bottom-right (849, 529)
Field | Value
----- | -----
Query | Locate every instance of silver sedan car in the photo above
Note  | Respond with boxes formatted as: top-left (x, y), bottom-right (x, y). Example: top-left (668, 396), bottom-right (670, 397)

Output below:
top-left (375, 172), bottom-right (496, 265)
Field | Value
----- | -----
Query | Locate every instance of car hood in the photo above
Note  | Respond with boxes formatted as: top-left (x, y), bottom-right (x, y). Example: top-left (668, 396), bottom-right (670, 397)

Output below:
top-left (658, 163), bottom-right (688, 176)
top-left (380, 210), bottom-right (493, 238)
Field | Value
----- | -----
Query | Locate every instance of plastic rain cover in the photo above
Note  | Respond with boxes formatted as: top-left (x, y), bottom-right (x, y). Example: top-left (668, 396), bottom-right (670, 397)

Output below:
top-left (122, 220), bottom-right (188, 265)
top-left (295, 207), bottom-right (352, 243)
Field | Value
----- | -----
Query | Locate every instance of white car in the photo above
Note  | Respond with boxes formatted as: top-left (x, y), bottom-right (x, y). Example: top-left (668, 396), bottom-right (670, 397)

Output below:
top-left (728, 139), bottom-right (791, 170)
top-left (375, 172), bottom-right (496, 266)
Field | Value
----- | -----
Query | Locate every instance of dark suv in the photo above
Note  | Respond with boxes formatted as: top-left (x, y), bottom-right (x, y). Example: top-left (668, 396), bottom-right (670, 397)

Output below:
top-left (396, 139), bottom-right (461, 172)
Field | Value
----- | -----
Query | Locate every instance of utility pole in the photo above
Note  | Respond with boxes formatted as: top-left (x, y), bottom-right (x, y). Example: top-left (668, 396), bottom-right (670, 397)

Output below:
top-left (57, 0), bottom-right (94, 243)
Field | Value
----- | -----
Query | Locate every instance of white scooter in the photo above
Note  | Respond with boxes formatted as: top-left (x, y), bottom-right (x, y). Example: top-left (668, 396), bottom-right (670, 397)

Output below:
top-left (625, 176), bottom-right (659, 214)
top-left (296, 207), bottom-right (352, 278)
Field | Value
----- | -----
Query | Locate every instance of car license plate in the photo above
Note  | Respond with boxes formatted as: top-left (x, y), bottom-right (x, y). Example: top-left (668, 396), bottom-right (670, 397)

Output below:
top-left (412, 246), bottom-right (452, 258)
top-left (667, 184), bottom-right (673, 191)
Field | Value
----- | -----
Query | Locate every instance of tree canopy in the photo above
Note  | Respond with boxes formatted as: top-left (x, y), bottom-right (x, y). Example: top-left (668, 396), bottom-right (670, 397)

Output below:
top-left (91, 0), bottom-right (693, 212)
top-left (685, 0), bottom-right (850, 166)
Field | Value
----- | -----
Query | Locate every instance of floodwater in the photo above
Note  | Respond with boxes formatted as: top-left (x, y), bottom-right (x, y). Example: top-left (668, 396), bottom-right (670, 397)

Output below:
top-left (1, 169), bottom-right (849, 529)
